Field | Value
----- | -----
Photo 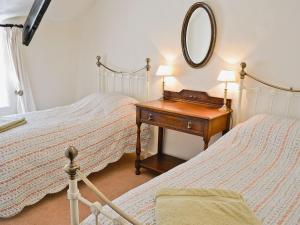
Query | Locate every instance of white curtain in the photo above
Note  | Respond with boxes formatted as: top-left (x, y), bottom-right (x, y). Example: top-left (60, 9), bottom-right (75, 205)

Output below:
top-left (1, 27), bottom-right (36, 113)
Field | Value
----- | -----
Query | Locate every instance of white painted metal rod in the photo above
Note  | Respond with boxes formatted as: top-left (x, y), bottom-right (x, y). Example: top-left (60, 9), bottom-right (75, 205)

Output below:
top-left (77, 195), bottom-right (121, 224)
top-left (77, 195), bottom-right (93, 208)
top-left (76, 170), bottom-right (142, 225)
top-left (68, 180), bottom-right (80, 225)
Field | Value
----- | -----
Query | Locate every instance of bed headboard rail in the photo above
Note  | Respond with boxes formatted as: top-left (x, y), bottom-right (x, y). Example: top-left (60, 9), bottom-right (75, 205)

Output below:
top-left (96, 56), bottom-right (151, 101)
top-left (237, 63), bottom-right (300, 123)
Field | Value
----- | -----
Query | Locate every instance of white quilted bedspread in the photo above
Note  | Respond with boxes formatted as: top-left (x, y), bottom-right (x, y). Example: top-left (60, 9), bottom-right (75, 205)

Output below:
top-left (0, 93), bottom-right (150, 218)
top-left (82, 114), bottom-right (300, 225)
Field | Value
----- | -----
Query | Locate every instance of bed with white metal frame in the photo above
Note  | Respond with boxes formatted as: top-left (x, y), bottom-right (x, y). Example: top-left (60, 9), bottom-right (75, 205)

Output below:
top-left (64, 62), bottom-right (300, 225)
top-left (61, 55), bottom-right (151, 225)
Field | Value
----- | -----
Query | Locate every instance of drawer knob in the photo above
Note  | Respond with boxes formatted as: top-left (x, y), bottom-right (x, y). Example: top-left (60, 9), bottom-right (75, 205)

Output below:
top-left (187, 121), bottom-right (192, 129)
top-left (148, 113), bottom-right (153, 121)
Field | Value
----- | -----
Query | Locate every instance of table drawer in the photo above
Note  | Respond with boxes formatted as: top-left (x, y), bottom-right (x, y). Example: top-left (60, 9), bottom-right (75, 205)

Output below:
top-left (140, 109), bottom-right (205, 135)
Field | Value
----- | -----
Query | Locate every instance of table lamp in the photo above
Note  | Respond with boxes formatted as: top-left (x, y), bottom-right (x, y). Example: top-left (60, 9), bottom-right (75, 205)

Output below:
top-left (156, 65), bottom-right (174, 96)
top-left (217, 70), bottom-right (236, 111)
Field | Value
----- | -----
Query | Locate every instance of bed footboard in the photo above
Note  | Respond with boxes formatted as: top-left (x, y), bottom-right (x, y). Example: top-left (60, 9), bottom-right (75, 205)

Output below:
top-left (64, 146), bottom-right (142, 225)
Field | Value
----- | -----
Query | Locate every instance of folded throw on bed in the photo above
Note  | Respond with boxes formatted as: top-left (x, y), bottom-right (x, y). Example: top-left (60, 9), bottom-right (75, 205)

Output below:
top-left (155, 188), bottom-right (262, 225)
top-left (0, 117), bottom-right (27, 133)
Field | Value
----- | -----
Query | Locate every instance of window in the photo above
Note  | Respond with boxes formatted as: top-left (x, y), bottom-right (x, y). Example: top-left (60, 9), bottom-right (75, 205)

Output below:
top-left (0, 28), bottom-right (17, 115)
top-left (0, 67), bottom-right (9, 108)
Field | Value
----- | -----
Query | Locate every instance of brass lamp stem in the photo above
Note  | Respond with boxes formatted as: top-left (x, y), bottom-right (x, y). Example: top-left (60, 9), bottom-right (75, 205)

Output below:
top-left (162, 76), bottom-right (165, 97)
top-left (219, 81), bottom-right (228, 111)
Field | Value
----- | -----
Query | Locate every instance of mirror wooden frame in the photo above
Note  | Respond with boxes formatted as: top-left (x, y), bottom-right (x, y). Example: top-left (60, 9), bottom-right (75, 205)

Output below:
top-left (181, 2), bottom-right (217, 68)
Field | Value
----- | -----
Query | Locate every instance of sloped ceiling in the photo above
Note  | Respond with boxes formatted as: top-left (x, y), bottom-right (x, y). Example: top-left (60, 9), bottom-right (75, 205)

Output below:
top-left (0, 0), bottom-right (96, 22)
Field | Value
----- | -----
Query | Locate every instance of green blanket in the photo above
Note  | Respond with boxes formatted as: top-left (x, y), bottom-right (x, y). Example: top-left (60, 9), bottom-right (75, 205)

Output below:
top-left (155, 189), bottom-right (262, 225)
top-left (0, 117), bottom-right (27, 133)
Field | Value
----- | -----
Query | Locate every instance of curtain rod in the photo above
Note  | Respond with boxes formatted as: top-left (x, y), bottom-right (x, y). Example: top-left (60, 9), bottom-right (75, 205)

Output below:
top-left (0, 24), bottom-right (23, 28)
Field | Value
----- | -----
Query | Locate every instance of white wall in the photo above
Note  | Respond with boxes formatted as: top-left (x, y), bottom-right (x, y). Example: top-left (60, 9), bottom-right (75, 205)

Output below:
top-left (74, 0), bottom-right (300, 160)
top-left (22, 19), bottom-right (78, 110)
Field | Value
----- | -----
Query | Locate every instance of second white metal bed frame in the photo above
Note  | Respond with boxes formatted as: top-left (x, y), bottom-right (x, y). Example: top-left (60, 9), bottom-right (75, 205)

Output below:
top-left (65, 61), bottom-right (300, 225)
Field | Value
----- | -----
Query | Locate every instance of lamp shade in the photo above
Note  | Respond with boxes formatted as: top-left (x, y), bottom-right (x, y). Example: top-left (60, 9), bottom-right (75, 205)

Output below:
top-left (156, 65), bottom-right (173, 76)
top-left (217, 70), bottom-right (236, 82)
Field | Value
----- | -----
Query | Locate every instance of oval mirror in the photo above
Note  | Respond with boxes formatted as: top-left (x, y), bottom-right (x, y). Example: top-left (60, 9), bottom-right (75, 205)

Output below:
top-left (181, 2), bottom-right (216, 68)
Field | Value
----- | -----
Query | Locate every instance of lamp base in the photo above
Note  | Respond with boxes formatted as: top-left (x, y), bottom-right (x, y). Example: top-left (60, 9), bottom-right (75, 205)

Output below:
top-left (218, 104), bottom-right (229, 112)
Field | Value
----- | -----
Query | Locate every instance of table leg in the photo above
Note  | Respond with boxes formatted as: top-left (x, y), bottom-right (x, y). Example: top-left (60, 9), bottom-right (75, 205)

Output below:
top-left (158, 127), bottom-right (164, 156)
top-left (222, 114), bottom-right (231, 135)
top-left (203, 136), bottom-right (210, 150)
top-left (135, 122), bottom-right (142, 175)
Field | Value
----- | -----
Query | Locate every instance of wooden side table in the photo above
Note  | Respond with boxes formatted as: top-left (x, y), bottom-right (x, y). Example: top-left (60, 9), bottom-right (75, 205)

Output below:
top-left (135, 89), bottom-right (232, 175)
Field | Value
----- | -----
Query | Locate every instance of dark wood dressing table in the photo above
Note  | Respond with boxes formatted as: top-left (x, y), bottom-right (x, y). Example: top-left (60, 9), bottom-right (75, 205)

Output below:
top-left (135, 90), bottom-right (232, 175)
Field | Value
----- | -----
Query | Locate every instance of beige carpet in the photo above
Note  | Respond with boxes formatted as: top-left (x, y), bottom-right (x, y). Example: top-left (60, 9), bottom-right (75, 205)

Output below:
top-left (0, 153), bottom-right (155, 225)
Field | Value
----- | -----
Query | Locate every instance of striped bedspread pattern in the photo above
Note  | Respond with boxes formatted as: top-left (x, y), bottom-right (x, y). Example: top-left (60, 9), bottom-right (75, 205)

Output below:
top-left (0, 93), bottom-right (150, 218)
top-left (82, 114), bottom-right (300, 225)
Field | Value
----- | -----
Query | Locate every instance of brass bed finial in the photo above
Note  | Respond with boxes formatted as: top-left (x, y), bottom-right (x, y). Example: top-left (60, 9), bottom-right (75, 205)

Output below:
top-left (146, 58), bottom-right (151, 72)
top-left (64, 146), bottom-right (80, 180)
top-left (240, 62), bottom-right (247, 79)
top-left (96, 56), bottom-right (101, 68)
